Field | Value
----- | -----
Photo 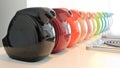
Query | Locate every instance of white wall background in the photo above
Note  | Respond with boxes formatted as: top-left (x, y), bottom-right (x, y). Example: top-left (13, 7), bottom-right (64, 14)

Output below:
top-left (27, 0), bottom-right (110, 12)
top-left (0, 0), bottom-right (27, 46)
top-left (109, 0), bottom-right (120, 35)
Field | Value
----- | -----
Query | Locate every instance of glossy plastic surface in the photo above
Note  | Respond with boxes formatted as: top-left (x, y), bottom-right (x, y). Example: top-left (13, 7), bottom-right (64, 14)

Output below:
top-left (104, 12), bottom-right (113, 31)
top-left (94, 12), bottom-right (102, 35)
top-left (51, 8), bottom-right (71, 53)
top-left (71, 10), bottom-right (87, 42)
top-left (97, 12), bottom-right (106, 33)
top-left (84, 12), bottom-right (93, 39)
top-left (2, 7), bottom-right (56, 62)
top-left (107, 13), bottom-right (113, 30)
top-left (90, 13), bottom-right (97, 37)
top-left (67, 10), bottom-right (81, 48)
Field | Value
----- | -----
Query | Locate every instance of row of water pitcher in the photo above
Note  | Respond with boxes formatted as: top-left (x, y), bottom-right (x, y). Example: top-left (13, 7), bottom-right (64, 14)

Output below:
top-left (2, 7), bottom-right (113, 62)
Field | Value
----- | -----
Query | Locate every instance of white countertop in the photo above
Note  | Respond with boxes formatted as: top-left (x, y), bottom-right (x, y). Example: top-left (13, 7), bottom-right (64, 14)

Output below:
top-left (0, 35), bottom-right (120, 68)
